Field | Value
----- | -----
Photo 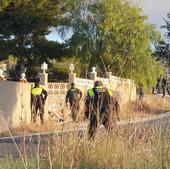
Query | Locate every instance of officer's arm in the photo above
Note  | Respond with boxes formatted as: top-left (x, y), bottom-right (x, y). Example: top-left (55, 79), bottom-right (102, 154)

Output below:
top-left (30, 93), bottom-right (33, 109)
top-left (42, 89), bottom-right (48, 101)
top-left (78, 89), bottom-right (83, 99)
top-left (84, 93), bottom-right (90, 119)
top-left (85, 91), bottom-right (91, 107)
top-left (65, 90), bottom-right (70, 103)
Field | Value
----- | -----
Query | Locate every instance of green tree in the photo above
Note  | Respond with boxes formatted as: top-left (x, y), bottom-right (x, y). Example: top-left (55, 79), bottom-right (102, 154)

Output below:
top-left (63, 0), bottom-right (163, 87)
top-left (155, 12), bottom-right (170, 67)
top-left (0, 0), bottom-right (11, 10)
top-left (155, 41), bottom-right (169, 63)
top-left (161, 12), bottom-right (170, 41)
top-left (0, 0), bottom-right (71, 80)
top-left (0, 0), bottom-right (62, 61)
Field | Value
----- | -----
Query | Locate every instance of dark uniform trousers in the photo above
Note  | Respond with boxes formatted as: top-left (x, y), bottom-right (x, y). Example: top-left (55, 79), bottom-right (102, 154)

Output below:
top-left (32, 96), bottom-right (45, 124)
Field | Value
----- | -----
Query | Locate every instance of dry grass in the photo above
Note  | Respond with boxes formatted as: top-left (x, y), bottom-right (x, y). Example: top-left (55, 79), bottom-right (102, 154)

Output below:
top-left (120, 95), bottom-right (170, 121)
top-left (0, 125), bottom-right (170, 169)
top-left (0, 99), bottom-right (170, 169)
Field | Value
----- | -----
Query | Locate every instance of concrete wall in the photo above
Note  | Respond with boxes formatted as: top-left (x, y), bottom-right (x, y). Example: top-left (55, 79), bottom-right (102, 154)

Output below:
top-left (110, 76), bottom-right (136, 105)
top-left (0, 81), bottom-right (70, 131)
top-left (44, 83), bottom-right (70, 120)
top-left (0, 73), bottom-right (136, 131)
top-left (0, 81), bottom-right (31, 131)
top-left (70, 73), bottom-right (136, 105)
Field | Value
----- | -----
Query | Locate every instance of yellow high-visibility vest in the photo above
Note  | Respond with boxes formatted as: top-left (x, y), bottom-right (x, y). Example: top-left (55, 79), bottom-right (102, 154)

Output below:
top-left (31, 87), bottom-right (43, 95)
top-left (108, 89), bottom-right (113, 96)
top-left (88, 89), bottom-right (95, 97)
top-left (88, 87), bottom-right (113, 97)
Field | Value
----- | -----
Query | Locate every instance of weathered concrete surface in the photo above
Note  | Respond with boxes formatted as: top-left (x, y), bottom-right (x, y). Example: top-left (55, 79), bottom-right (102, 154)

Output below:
top-left (0, 76), bottom-right (136, 132)
top-left (0, 112), bottom-right (170, 158)
top-left (0, 81), bottom-right (32, 131)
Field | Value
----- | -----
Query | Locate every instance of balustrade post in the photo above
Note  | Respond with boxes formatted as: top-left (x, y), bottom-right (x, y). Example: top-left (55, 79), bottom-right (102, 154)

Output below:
top-left (39, 62), bottom-right (48, 85)
top-left (69, 63), bottom-right (76, 84)
top-left (89, 67), bottom-right (97, 82)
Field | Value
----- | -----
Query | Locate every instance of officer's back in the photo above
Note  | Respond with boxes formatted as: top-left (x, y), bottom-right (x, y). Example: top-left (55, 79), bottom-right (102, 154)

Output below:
top-left (31, 79), bottom-right (47, 107)
top-left (86, 81), bottom-right (117, 139)
top-left (87, 81), bottom-right (112, 114)
top-left (66, 83), bottom-right (82, 105)
top-left (31, 78), bottom-right (47, 124)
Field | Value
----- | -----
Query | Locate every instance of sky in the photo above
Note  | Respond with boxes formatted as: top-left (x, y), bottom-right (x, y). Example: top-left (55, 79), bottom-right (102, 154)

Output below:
top-left (47, 0), bottom-right (170, 42)
top-left (132, 0), bottom-right (170, 28)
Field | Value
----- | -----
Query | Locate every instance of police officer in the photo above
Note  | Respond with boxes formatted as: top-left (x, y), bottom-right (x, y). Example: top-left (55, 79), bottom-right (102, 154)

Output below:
top-left (66, 83), bottom-right (82, 122)
top-left (138, 84), bottom-right (144, 100)
top-left (31, 78), bottom-right (48, 124)
top-left (161, 76), bottom-right (170, 97)
top-left (85, 81), bottom-right (120, 139)
top-left (156, 77), bottom-right (161, 94)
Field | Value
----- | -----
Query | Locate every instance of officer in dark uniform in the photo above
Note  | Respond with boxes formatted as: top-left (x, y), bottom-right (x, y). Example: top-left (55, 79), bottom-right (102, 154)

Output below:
top-left (138, 84), bottom-right (144, 100)
top-left (85, 81), bottom-right (120, 139)
top-left (66, 83), bottom-right (82, 121)
top-left (161, 76), bottom-right (170, 97)
top-left (31, 79), bottom-right (48, 124)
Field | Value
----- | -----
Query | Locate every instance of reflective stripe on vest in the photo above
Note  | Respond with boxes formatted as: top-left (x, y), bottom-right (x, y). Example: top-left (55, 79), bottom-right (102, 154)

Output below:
top-left (31, 87), bottom-right (43, 95)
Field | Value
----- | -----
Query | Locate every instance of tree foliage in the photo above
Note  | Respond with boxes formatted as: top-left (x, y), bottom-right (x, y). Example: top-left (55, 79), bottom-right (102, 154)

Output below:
top-left (155, 12), bottom-right (170, 67)
top-left (63, 0), bottom-right (163, 87)
top-left (162, 12), bottom-right (170, 41)
top-left (0, 0), bottom-right (11, 10)
top-left (0, 0), bottom-right (164, 86)
top-left (0, 0), bottom-right (64, 61)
